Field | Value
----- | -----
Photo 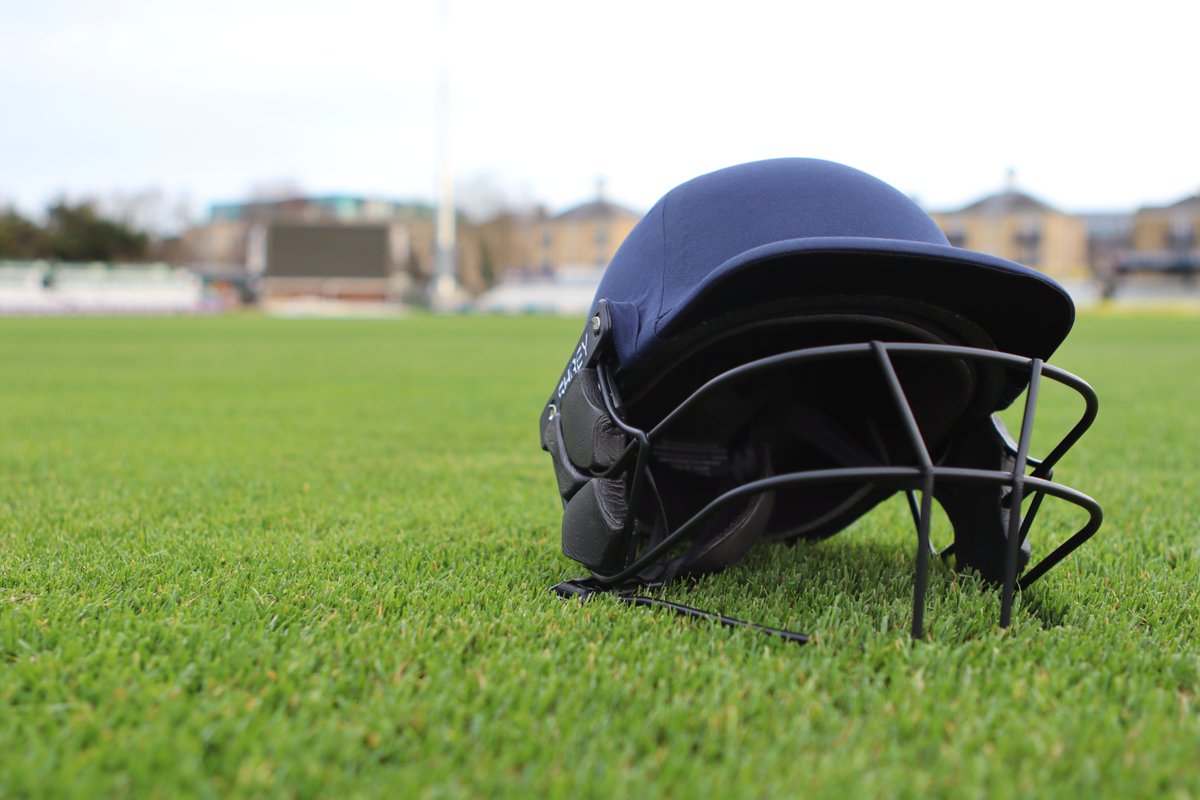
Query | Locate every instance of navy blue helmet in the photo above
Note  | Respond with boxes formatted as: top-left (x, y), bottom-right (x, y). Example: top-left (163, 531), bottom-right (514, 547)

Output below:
top-left (540, 158), bottom-right (1101, 641)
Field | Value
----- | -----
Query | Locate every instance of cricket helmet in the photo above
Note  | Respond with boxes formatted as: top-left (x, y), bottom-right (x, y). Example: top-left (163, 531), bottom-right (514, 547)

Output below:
top-left (540, 158), bottom-right (1101, 640)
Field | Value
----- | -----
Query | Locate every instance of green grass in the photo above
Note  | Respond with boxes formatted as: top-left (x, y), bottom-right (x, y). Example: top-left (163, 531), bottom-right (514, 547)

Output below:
top-left (1, 313), bottom-right (1197, 798)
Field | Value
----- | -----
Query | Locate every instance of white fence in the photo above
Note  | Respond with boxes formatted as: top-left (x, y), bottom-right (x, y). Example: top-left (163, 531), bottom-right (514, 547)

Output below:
top-left (475, 267), bottom-right (603, 315)
top-left (0, 262), bottom-right (206, 315)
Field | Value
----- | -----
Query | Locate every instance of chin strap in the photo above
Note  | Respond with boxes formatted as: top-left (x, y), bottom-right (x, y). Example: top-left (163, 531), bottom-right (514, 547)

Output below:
top-left (551, 578), bottom-right (810, 645)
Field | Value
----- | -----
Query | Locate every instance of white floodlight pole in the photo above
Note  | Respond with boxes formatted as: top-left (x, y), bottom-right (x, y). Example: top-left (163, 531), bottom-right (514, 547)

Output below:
top-left (433, 0), bottom-right (458, 305)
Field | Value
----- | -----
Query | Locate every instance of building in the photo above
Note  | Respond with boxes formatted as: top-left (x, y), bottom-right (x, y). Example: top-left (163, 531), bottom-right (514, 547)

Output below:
top-left (468, 185), bottom-right (642, 314)
top-left (470, 184), bottom-right (642, 281)
top-left (542, 191), bottom-right (642, 270)
top-left (1122, 193), bottom-right (1200, 279)
top-left (208, 196), bottom-right (426, 224)
top-left (931, 187), bottom-right (1088, 280)
top-left (1080, 212), bottom-right (1134, 278)
top-left (1131, 193), bottom-right (1200, 254)
top-left (179, 184), bottom-right (643, 303)
top-left (179, 195), bottom-right (437, 303)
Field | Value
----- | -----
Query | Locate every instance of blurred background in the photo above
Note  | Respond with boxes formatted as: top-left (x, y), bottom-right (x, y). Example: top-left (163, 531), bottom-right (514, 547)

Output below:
top-left (2, 0), bottom-right (1198, 316)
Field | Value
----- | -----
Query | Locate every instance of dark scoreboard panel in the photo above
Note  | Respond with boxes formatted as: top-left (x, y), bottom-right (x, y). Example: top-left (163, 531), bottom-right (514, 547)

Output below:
top-left (266, 224), bottom-right (390, 279)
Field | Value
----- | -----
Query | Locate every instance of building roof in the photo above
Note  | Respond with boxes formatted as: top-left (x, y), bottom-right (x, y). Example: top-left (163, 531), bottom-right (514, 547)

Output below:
top-left (553, 198), bottom-right (641, 222)
top-left (1166, 193), bottom-right (1200, 210)
top-left (1135, 192), bottom-right (1200, 214)
top-left (952, 189), bottom-right (1059, 216)
top-left (209, 196), bottom-right (433, 222)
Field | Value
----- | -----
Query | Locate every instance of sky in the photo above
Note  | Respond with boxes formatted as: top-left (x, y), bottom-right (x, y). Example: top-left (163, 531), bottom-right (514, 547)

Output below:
top-left (1, 0), bottom-right (1198, 228)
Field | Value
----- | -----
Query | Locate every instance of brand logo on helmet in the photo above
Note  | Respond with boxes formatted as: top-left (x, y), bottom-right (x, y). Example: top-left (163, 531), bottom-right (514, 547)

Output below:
top-left (556, 341), bottom-right (588, 401)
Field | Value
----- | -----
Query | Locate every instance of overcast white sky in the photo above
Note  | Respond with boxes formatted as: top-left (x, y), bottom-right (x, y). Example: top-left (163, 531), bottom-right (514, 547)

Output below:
top-left (1, 0), bottom-right (1198, 225)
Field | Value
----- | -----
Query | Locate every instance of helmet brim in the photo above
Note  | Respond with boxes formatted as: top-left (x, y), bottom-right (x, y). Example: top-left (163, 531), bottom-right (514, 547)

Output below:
top-left (653, 236), bottom-right (1075, 367)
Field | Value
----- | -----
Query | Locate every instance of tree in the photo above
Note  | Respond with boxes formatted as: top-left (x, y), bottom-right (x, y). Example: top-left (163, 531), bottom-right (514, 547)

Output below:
top-left (0, 200), bottom-right (152, 262)
top-left (44, 200), bottom-right (148, 262)
top-left (0, 209), bottom-right (47, 259)
top-left (478, 238), bottom-right (495, 289)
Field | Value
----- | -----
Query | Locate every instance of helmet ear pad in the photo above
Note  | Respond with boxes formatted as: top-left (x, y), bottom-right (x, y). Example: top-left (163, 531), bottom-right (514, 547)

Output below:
top-left (545, 368), bottom-right (633, 573)
top-left (560, 476), bottom-right (631, 572)
top-left (559, 367), bottom-right (625, 473)
top-left (541, 415), bottom-right (590, 503)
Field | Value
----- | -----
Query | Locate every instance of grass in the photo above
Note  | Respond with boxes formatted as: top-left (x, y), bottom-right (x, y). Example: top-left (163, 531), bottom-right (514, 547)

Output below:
top-left (0, 312), bottom-right (1197, 798)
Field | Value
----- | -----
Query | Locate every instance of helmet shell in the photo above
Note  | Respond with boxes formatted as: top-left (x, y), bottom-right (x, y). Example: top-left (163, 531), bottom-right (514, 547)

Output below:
top-left (594, 158), bottom-right (1074, 386)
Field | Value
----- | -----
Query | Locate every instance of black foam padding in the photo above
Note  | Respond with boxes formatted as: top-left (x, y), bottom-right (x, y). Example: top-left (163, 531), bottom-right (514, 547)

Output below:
top-left (562, 477), bottom-right (629, 572)
top-left (560, 369), bottom-right (627, 473)
top-left (935, 416), bottom-right (1030, 583)
top-left (677, 478), bottom-right (776, 576)
top-left (543, 417), bottom-right (590, 503)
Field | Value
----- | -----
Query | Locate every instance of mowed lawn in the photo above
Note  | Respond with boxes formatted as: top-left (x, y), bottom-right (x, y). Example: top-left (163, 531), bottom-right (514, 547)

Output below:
top-left (1, 313), bottom-right (1197, 798)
